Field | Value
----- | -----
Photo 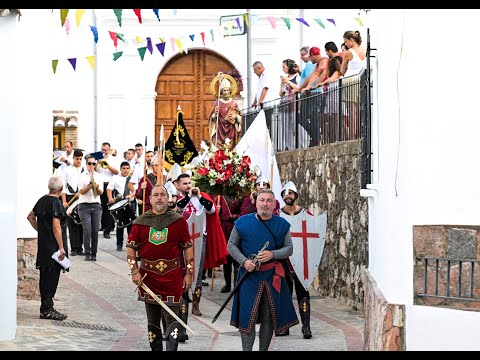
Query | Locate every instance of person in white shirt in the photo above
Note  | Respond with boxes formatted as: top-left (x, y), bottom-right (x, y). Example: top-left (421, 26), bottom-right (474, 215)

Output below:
top-left (251, 61), bottom-right (275, 110)
top-left (57, 141), bottom-right (74, 175)
top-left (77, 155), bottom-right (104, 261)
top-left (61, 149), bottom-right (85, 256)
top-left (106, 161), bottom-right (137, 251)
top-left (96, 142), bottom-right (119, 239)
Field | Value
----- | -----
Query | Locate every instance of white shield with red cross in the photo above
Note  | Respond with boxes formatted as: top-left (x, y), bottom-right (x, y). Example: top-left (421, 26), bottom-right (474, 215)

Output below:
top-left (281, 210), bottom-right (327, 291)
top-left (185, 208), bottom-right (206, 284)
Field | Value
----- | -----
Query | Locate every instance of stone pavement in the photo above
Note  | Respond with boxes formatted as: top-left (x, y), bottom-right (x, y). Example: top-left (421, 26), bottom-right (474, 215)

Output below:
top-left (0, 233), bottom-right (364, 351)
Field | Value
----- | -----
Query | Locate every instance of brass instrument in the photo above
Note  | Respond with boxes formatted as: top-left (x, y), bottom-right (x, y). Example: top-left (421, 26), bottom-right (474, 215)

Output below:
top-left (98, 159), bottom-right (109, 169)
top-left (90, 172), bottom-right (98, 198)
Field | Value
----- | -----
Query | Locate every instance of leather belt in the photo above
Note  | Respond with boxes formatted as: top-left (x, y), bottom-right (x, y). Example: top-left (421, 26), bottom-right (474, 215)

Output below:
top-left (140, 257), bottom-right (181, 275)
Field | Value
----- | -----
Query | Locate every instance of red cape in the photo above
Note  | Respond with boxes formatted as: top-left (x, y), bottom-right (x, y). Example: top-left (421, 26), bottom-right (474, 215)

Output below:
top-left (201, 192), bottom-right (229, 269)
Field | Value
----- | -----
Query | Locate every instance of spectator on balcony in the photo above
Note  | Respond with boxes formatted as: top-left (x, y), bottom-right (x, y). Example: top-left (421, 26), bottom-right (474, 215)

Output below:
top-left (251, 61), bottom-right (275, 110)
top-left (316, 57), bottom-right (343, 144)
top-left (279, 59), bottom-right (301, 150)
top-left (299, 47), bottom-right (329, 95)
top-left (340, 31), bottom-right (366, 140)
top-left (324, 41), bottom-right (343, 60)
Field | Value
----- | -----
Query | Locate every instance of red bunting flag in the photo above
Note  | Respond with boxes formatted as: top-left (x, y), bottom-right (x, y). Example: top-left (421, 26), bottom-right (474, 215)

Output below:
top-left (109, 31), bottom-right (118, 48)
top-left (200, 32), bottom-right (206, 46)
top-left (296, 18), bottom-right (309, 27)
top-left (133, 9), bottom-right (142, 24)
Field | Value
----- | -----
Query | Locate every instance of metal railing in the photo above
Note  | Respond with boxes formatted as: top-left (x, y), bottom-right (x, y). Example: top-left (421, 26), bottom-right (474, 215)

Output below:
top-left (240, 72), bottom-right (364, 152)
top-left (416, 256), bottom-right (480, 302)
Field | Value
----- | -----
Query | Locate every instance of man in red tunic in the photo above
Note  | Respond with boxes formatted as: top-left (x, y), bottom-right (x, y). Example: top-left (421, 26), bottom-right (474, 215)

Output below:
top-left (127, 184), bottom-right (193, 351)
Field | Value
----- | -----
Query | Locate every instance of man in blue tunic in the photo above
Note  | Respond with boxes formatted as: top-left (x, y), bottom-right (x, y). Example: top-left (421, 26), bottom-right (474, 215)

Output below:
top-left (227, 189), bottom-right (299, 351)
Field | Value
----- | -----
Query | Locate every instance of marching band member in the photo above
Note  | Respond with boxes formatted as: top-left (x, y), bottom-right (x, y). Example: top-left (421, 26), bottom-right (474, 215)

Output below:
top-left (77, 155), bottom-right (104, 261)
top-left (107, 161), bottom-right (137, 251)
top-left (61, 149), bottom-right (85, 256)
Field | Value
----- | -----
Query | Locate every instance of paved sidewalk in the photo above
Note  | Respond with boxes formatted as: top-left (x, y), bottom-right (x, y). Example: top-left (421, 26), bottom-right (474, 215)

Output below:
top-left (0, 234), bottom-right (364, 351)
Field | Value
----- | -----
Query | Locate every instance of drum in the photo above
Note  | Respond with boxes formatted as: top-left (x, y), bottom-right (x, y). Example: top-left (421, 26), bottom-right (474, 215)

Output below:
top-left (66, 199), bottom-right (82, 225)
top-left (108, 199), bottom-right (136, 228)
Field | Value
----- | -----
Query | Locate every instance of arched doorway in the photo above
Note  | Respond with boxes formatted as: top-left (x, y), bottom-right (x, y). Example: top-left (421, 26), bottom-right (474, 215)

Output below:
top-left (154, 49), bottom-right (240, 150)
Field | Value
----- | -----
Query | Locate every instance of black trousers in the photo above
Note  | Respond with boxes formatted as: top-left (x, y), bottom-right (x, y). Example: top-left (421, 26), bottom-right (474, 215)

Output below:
top-left (223, 255), bottom-right (239, 287)
top-left (285, 271), bottom-right (310, 301)
top-left (100, 182), bottom-right (115, 233)
top-left (39, 266), bottom-right (62, 313)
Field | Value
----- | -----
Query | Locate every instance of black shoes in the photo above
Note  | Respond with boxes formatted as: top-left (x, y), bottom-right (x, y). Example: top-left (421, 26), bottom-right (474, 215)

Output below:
top-left (116, 245), bottom-right (122, 251)
top-left (70, 249), bottom-right (84, 256)
top-left (220, 285), bottom-right (231, 293)
top-left (91, 255), bottom-right (97, 261)
top-left (40, 308), bottom-right (67, 321)
top-left (85, 254), bottom-right (92, 261)
top-left (276, 328), bottom-right (290, 336)
top-left (201, 279), bottom-right (209, 286)
top-left (104, 233), bottom-right (111, 239)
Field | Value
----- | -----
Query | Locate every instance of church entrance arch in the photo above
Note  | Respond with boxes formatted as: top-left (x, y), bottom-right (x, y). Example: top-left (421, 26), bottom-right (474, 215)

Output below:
top-left (154, 49), bottom-right (240, 151)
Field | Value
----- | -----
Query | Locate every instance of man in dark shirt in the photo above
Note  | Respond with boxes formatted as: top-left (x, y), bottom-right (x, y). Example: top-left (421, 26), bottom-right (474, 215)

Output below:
top-left (27, 174), bottom-right (69, 321)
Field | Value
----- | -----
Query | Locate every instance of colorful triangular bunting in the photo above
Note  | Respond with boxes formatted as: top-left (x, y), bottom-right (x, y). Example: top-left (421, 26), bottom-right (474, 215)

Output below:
top-left (52, 59), bottom-right (58, 74)
top-left (113, 51), bottom-right (123, 61)
top-left (113, 9), bottom-right (122, 27)
top-left (137, 47), bottom-right (147, 61)
top-left (281, 17), bottom-right (291, 30)
top-left (314, 18), bottom-right (325, 29)
top-left (86, 55), bottom-right (95, 70)
top-left (68, 58), bottom-right (77, 71)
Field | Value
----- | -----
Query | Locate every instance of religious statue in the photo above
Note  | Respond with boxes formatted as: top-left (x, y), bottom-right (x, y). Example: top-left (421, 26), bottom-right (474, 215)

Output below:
top-left (209, 73), bottom-right (242, 150)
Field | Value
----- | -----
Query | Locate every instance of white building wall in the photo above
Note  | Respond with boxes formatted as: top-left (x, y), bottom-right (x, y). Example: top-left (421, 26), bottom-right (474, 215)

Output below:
top-left (368, 9), bottom-right (480, 350)
top-left (0, 9), bottom-right (54, 341)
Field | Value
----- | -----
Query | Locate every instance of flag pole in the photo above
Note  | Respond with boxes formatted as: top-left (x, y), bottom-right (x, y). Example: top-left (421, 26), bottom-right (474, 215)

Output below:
top-left (142, 135), bottom-right (147, 213)
top-left (157, 125), bottom-right (164, 185)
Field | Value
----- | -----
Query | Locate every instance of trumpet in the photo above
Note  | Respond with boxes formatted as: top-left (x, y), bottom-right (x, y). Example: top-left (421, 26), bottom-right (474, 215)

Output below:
top-left (98, 159), bottom-right (109, 169)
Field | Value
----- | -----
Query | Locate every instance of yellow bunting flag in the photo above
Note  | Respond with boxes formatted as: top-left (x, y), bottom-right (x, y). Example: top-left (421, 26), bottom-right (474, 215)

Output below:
top-left (175, 38), bottom-right (184, 54)
top-left (135, 36), bottom-right (143, 43)
top-left (76, 9), bottom-right (85, 27)
top-left (243, 13), bottom-right (249, 28)
top-left (354, 17), bottom-right (364, 27)
top-left (60, 9), bottom-right (69, 27)
top-left (86, 56), bottom-right (95, 70)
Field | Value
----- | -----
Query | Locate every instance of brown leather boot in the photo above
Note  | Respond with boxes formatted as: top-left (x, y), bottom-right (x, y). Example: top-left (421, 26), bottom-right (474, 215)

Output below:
top-left (191, 286), bottom-right (202, 316)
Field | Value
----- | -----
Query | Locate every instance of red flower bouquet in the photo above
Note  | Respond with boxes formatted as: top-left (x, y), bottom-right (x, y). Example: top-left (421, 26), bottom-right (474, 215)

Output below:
top-left (192, 140), bottom-right (258, 198)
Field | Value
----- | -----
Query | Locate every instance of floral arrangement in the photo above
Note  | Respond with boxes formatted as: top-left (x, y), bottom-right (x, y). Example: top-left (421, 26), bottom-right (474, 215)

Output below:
top-left (191, 139), bottom-right (258, 198)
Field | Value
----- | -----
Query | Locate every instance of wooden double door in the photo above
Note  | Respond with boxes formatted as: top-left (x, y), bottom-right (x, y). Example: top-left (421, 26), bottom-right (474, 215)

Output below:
top-left (155, 50), bottom-right (237, 150)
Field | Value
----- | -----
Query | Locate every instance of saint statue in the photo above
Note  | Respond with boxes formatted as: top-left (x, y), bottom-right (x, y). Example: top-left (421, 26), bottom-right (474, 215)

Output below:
top-left (209, 74), bottom-right (242, 150)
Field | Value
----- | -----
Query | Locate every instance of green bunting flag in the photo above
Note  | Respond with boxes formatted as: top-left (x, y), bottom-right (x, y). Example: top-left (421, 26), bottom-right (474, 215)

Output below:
top-left (354, 17), bottom-right (364, 27)
top-left (52, 59), bottom-right (58, 74)
top-left (314, 18), bottom-right (325, 29)
top-left (60, 9), bottom-right (69, 27)
top-left (138, 47), bottom-right (147, 61)
top-left (281, 17), bottom-right (291, 30)
top-left (113, 9), bottom-right (122, 27)
top-left (210, 29), bottom-right (214, 43)
top-left (113, 51), bottom-right (123, 61)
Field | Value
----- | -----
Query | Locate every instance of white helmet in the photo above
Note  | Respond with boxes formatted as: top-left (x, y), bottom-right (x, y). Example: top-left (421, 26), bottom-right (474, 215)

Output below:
top-left (164, 181), bottom-right (177, 201)
top-left (281, 181), bottom-right (298, 196)
top-left (255, 174), bottom-right (270, 189)
top-left (166, 163), bottom-right (182, 182)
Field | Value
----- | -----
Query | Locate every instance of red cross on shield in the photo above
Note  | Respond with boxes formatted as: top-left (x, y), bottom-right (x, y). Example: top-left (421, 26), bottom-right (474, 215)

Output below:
top-left (186, 208), bottom-right (206, 284)
top-left (280, 210), bottom-right (327, 291)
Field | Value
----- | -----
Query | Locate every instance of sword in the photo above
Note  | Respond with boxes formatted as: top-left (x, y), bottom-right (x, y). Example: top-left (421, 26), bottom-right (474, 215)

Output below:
top-left (212, 241), bottom-right (269, 324)
top-left (135, 275), bottom-right (197, 336)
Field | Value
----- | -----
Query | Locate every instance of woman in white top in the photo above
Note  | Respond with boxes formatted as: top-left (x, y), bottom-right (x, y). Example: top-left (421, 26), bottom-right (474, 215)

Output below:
top-left (340, 30), bottom-right (366, 140)
top-left (341, 30), bottom-right (366, 77)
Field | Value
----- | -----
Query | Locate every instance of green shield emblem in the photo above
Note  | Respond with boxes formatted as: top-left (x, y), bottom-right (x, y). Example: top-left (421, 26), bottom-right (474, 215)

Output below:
top-left (149, 227), bottom-right (168, 245)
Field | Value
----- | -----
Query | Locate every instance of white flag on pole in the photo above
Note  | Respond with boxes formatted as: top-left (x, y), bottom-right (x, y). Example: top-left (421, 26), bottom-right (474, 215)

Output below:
top-left (235, 110), bottom-right (285, 207)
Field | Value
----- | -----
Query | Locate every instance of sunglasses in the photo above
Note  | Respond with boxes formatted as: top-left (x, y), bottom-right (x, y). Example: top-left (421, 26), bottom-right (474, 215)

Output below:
top-left (87, 162), bottom-right (97, 166)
